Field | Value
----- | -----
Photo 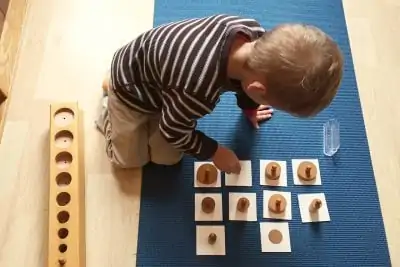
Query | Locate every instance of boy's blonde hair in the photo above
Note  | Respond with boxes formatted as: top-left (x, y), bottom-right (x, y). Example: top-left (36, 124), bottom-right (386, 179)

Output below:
top-left (247, 24), bottom-right (343, 117)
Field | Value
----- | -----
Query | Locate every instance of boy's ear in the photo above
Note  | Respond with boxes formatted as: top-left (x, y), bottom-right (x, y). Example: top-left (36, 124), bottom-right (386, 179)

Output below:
top-left (248, 81), bottom-right (267, 94)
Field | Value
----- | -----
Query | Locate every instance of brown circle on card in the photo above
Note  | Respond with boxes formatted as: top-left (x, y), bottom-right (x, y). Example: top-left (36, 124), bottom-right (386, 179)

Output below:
top-left (309, 198), bottom-right (323, 212)
top-left (297, 161), bottom-right (317, 181)
top-left (265, 162), bottom-right (281, 180)
top-left (268, 229), bottom-right (283, 244)
top-left (268, 194), bottom-right (286, 213)
top-left (236, 197), bottom-right (250, 212)
top-left (201, 197), bottom-right (215, 213)
top-left (196, 163), bottom-right (218, 185)
top-left (208, 233), bottom-right (217, 244)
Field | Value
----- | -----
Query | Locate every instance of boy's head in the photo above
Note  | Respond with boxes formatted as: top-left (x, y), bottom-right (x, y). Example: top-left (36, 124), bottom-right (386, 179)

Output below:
top-left (242, 23), bottom-right (343, 117)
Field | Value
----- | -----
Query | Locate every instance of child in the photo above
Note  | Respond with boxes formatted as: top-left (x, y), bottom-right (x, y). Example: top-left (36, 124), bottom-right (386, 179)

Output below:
top-left (96, 14), bottom-right (343, 174)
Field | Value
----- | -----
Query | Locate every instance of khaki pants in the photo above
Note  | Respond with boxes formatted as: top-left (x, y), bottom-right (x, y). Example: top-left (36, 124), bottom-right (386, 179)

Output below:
top-left (102, 84), bottom-right (183, 169)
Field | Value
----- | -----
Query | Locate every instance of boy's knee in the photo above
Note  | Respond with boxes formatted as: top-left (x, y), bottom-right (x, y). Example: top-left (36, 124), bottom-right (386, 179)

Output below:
top-left (151, 152), bottom-right (183, 166)
top-left (110, 158), bottom-right (149, 169)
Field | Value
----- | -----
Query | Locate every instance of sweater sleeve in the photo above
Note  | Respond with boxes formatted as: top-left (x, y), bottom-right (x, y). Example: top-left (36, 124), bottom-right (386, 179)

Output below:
top-left (158, 89), bottom-right (219, 160)
top-left (235, 91), bottom-right (260, 110)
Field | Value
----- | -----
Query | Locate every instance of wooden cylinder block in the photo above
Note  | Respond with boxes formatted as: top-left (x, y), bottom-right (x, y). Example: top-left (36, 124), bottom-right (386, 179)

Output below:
top-left (236, 197), bottom-right (250, 212)
top-left (208, 233), bottom-right (217, 245)
top-left (48, 103), bottom-right (85, 267)
top-left (201, 197), bottom-right (215, 213)
top-left (265, 162), bottom-right (281, 180)
top-left (297, 161), bottom-right (317, 181)
top-left (268, 194), bottom-right (286, 213)
top-left (309, 198), bottom-right (322, 212)
top-left (196, 163), bottom-right (218, 185)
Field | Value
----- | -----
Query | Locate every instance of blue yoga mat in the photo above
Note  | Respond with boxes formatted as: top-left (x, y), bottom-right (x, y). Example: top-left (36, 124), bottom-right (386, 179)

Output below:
top-left (136, 1), bottom-right (391, 266)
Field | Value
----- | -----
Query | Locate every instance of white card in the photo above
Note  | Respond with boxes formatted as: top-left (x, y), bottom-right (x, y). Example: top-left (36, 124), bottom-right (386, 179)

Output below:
top-left (298, 193), bottom-right (331, 223)
top-left (194, 161), bottom-right (221, 188)
top-left (196, 225), bottom-right (226, 256)
top-left (292, 159), bottom-right (322, 185)
top-left (260, 222), bottom-right (291, 252)
top-left (194, 193), bottom-right (223, 222)
top-left (259, 160), bottom-right (287, 187)
top-left (263, 190), bottom-right (292, 220)
top-left (225, 160), bottom-right (252, 187)
top-left (228, 192), bottom-right (257, 221)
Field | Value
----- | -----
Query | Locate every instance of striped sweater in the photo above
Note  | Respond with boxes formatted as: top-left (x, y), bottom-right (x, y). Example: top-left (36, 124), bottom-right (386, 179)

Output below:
top-left (110, 14), bottom-right (265, 160)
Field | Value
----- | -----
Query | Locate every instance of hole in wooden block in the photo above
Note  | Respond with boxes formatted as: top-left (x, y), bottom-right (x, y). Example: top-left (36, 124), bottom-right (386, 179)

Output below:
top-left (58, 228), bottom-right (69, 239)
top-left (57, 211), bottom-right (70, 224)
top-left (59, 244), bottom-right (68, 253)
top-left (55, 152), bottom-right (73, 169)
top-left (54, 130), bottom-right (74, 149)
top-left (58, 259), bottom-right (66, 266)
top-left (57, 192), bottom-right (71, 206)
top-left (56, 172), bottom-right (72, 186)
top-left (54, 108), bottom-right (75, 127)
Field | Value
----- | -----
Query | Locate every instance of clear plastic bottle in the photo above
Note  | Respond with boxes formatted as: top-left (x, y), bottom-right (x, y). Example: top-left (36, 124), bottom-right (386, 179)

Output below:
top-left (323, 119), bottom-right (340, 156)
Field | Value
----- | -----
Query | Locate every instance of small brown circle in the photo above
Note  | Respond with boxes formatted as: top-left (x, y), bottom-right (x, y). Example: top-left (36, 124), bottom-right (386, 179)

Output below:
top-left (236, 197), bottom-right (250, 212)
top-left (297, 161), bottom-right (317, 181)
top-left (201, 197), bottom-right (215, 213)
top-left (196, 163), bottom-right (218, 185)
top-left (265, 162), bottom-right (281, 180)
top-left (59, 244), bottom-right (68, 253)
top-left (268, 229), bottom-right (283, 244)
top-left (268, 194), bottom-right (287, 213)
top-left (208, 233), bottom-right (217, 244)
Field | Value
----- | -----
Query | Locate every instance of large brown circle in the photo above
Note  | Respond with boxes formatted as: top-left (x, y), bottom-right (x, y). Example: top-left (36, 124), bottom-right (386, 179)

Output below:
top-left (297, 161), bottom-right (317, 181)
top-left (196, 163), bottom-right (218, 185)
top-left (268, 194), bottom-right (287, 213)
top-left (268, 229), bottom-right (283, 244)
top-left (265, 162), bottom-right (281, 180)
top-left (55, 152), bottom-right (73, 170)
top-left (58, 228), bottom-right (69, 239)
top-left (236, 197), bottom-right (250, 212)
top-left (54, 130), bottom-right (74, 149)
top-left (56, 192), bottom-right (71, 206)
top-left (56, 172), bottom-right (72, 186)
top-left (57, 211), bottom-right (70, 223)
top-left (201, 197), bottom-right (215, 213)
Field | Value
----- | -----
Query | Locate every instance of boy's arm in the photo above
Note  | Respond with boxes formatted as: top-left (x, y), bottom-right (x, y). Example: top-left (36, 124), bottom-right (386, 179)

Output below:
top-left (158, 89), bottom-right (219, 160)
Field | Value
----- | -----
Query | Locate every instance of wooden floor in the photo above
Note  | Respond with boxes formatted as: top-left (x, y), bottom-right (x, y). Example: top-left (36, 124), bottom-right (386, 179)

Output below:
top-left (0, 0), bottom-right (399, 266)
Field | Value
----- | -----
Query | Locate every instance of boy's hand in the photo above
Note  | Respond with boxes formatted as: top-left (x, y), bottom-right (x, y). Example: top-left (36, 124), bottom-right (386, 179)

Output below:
top-left (244, 105), bottom-right (274, 129)
top-left (212, 145), bottom-right (241, 174)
